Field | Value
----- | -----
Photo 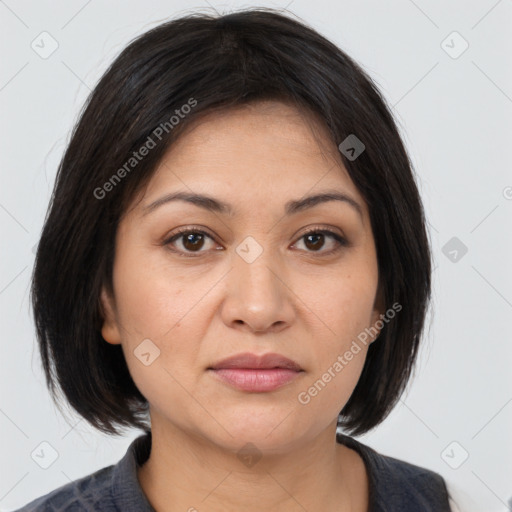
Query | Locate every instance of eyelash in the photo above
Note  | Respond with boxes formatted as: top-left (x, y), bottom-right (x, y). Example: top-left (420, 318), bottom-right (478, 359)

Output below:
top-left (162, 226), bottom-right (348, 258)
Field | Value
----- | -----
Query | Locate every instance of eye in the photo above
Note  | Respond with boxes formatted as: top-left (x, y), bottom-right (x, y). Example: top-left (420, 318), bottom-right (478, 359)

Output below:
top-left (163, 226), bottom-right (348, 257)
top-left (292, 228), bottom-right (348, 256)
top-left (163, 227), bottom-right (219, 257)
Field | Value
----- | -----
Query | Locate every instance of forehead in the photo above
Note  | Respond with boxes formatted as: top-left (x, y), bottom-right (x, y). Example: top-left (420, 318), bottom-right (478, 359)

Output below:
top-left (161, 100), bottom-right (341, 168)
top-left (136, 101), bottom-right (367, 218)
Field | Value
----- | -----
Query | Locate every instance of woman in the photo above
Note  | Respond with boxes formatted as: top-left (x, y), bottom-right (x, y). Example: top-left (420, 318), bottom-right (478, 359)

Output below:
top-left (17, 7), bottom-right (458, 511)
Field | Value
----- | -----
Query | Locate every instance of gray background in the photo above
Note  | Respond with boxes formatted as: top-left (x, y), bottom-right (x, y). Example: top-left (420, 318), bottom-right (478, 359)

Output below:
top-left (1, 1), bottom-right (511, 511)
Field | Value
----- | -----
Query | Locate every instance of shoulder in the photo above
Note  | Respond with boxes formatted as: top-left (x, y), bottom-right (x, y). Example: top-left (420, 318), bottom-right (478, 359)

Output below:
top-left (12, 464), bottom-right (116, 511)
top-left (369, 452), bottom-right (454, 511)
top-left (13, 432), bottom-right (154, 512)
top-left (337, 433), bottom-right (453, 512)
top-left (373, 452), bottom-right (451, 506)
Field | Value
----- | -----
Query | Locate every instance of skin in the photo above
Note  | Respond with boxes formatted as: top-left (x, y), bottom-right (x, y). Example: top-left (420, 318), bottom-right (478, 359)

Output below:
top-left (100, 100), bottom-right (385, 512)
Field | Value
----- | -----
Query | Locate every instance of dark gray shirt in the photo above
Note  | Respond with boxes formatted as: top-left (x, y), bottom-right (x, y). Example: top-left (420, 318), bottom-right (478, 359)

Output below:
top-left (14, 430), bottom-right (453, 511)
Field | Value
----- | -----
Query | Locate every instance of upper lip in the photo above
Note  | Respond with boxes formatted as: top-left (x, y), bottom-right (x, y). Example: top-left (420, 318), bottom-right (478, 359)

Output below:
top-left (209, 352), bottom-right (303, 371)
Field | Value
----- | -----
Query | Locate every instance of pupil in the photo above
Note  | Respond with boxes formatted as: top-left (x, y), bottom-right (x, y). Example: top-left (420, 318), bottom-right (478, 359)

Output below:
top-left (306, 233), bottom-right (323, 250)
top-left (184, 233), bottom-right (203, 250)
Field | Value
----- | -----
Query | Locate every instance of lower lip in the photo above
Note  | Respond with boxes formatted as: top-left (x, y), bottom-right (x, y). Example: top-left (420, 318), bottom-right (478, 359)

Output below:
top-left (209, 368), bottom-right (302, 392)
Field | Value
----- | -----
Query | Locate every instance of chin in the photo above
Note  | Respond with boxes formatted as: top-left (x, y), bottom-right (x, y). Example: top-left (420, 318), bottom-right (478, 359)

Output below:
top-left (201, 414), bottom-right (309, 454)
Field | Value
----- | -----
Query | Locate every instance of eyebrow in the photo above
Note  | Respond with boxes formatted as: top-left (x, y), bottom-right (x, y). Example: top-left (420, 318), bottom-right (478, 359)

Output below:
top-left (142, 190), bottom-right (363, 220)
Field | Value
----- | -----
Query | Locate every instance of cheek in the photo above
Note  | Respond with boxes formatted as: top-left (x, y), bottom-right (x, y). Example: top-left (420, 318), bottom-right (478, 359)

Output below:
top-left (297, 273), bottom-right (375, 414)
top-left (112, 272), bottom-right (201, 415)
top-left (311, 273), bottom-right (378, 341)
top-left (110, 245), bottom-right (215, 391)
top-left (293, 346), bottom-right (368, 437)
top-left (111, 242), bottom-right (197, 339)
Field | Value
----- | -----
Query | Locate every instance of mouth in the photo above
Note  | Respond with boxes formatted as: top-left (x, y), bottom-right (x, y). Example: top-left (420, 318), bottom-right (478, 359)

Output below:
top-left (207, 352), bottom-right (304, 392)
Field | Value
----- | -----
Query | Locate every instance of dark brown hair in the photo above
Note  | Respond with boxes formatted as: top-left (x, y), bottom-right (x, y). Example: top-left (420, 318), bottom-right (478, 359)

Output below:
top-left (31, 7), bottom-right (432, 436)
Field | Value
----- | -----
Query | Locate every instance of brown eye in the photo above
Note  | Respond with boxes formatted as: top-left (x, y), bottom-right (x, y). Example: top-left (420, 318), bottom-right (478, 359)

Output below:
top-left (163, 227), bottom-right (348, 258)
top-left (164, 229), bottom-right (217, 256)
top-left (294, 229), bottom-right (348, 255)
top-left (181, 232), bottom-right (206, 251)
top-left (304, 232), bottom-right (325, 251)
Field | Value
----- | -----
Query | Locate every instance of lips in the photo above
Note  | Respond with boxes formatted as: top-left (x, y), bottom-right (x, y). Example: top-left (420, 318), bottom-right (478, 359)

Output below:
top-left (208, 352), bottom-right (304, 392)
top-left (208, 352), bottom-right (302, 371)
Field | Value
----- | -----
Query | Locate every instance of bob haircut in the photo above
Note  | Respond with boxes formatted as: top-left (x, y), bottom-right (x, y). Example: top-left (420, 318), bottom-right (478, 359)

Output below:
top-left (31, 7), bottom-right (432, 437)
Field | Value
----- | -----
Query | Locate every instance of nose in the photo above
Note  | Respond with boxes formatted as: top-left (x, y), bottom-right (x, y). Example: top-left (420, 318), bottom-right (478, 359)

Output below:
top-left (220, 244), bottom-right (296, 334)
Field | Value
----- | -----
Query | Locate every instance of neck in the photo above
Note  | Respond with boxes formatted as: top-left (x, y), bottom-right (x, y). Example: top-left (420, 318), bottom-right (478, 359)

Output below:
top-left (137, 415), bottom-right (368, 512)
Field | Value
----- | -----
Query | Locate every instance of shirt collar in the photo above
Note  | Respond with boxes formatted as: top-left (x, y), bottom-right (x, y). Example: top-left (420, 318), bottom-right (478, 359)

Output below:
top-left (109, 429), bottom-right (377, 511)
top-left (111, 430), bottom-right (155, 511)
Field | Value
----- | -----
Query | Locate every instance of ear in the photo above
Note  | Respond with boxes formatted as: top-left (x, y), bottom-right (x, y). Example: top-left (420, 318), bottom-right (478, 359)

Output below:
top-left (369, 282), bottom-right (386, 343)
top-left (99, 286), bottom-right (121, 345)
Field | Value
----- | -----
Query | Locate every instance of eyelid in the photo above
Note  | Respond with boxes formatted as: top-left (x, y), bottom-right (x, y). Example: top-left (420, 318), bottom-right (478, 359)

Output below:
top-left (162, 226), bottom-right (219, 253)
top-left (162, 224), bottom-right (349, 257)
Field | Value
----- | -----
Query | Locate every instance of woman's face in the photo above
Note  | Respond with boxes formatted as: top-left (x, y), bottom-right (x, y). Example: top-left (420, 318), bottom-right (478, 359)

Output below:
top-left (101, 100), bottom-right (384, 452)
